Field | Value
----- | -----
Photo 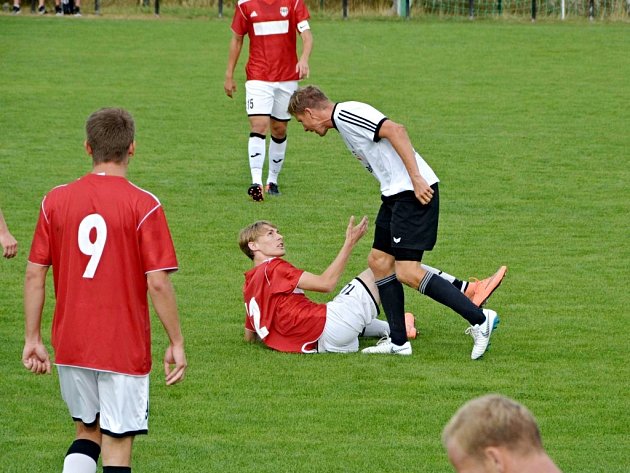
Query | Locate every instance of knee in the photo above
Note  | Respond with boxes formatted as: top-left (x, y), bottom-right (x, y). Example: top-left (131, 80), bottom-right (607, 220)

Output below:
top-left (270, 120), bottom-right (288, 137)
top-left (394, 262), bottom-right (423, 288)
top-left (368, 251), bottom-right (393, 278)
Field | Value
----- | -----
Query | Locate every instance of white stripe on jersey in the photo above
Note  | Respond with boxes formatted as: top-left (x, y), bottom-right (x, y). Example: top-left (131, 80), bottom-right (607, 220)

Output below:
top-left (253, 20), bottom-right (290, 36)
top-left (337, 109), bottom-right (379, 136)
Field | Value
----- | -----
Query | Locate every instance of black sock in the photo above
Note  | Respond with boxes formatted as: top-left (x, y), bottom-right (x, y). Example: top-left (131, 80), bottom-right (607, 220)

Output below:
top-left (376, 274), bottom-right (407, 346)
top-left (452, 279), bottom-right (465, 291)
top-left (66, 438), bottom-right (101, 462)
top-left (419, 272), bottom-right (485, 325)
top-left (103, 467), bottom-right (131, 472)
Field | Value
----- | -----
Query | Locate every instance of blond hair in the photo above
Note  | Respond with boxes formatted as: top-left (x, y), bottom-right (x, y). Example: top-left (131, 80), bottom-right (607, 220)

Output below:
top-left (287, 85), bottom-right (331, 116)
top-left (442, 394), bottom-right (544, 460)
top-left (238, 220), bottom-right (276, 260)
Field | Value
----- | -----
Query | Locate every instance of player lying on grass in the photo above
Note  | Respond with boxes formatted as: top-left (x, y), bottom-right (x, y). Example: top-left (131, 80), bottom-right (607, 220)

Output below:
top-left (238, 217), bottom-right (505, 354)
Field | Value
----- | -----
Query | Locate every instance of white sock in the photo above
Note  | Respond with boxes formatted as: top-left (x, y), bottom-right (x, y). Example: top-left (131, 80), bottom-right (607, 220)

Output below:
top-left (421, 264), bottom-right (455, 282)
top-left (421, 264), bottom-right (468, 292)
top-left (248, 134), bottom-right (266, 184)
top-left (267, 135), bottom-right (287, 185)
top-left (362, 318), bottom-right (390, 338)
top-left (63, 453), bottom-right (97, 473)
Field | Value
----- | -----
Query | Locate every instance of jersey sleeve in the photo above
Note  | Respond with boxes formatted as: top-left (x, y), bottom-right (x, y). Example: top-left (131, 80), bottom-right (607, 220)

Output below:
top-left (337, 102), bottom-right (387, 143)
top-left (294, 0), bottom-right (310, 24)
top-left (28, 197), bottom-right (52, 266)
top-left (138, 205), bottom-right (178, 273)
top-left (231, 2), bottom-right (249, 36)
top-left (268, 259), bottom-right (304, 295)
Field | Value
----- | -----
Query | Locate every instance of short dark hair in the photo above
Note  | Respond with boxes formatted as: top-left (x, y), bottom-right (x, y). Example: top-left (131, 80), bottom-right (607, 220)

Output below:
top-left (287, 85), bottom-right (330, 116)
top-left (86, 108), bottom-right (135, 164)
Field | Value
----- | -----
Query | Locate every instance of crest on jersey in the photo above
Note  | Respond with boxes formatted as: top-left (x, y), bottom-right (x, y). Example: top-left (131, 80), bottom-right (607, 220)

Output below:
top-left (280, 6), bottom-right (288, 16)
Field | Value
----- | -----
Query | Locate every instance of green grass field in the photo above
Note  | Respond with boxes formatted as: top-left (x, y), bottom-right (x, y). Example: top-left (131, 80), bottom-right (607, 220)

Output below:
top-left (1, 14), bottom-right (629, 472)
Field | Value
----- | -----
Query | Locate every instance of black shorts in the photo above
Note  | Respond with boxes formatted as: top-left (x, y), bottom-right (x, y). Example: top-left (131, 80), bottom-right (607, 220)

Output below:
top-left (372, 184), bottom-right (439, 261)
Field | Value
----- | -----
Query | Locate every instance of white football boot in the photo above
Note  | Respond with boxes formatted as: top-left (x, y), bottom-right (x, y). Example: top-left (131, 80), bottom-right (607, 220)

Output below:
top-left (362, 337), bottom-right (412, 356)
top-left (466, 308), bottom-right (499, 360)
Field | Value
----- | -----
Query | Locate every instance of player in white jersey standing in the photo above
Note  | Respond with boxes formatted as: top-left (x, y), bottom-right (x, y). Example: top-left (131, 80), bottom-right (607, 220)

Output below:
top-left (224, 0), bottom-right (313, 201)
top-left (288, 85), bottom-right (506, 359)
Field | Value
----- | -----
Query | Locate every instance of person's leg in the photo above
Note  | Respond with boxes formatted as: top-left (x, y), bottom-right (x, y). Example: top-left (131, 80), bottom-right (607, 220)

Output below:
top-left (98, 372), bottom-right (148, 471)
top-left (247, 116), bottom-right (270, 186)
top-left (422, 263), bottom-right (507, 307)
top-left (62, 422), bottom-right (101, 473)
top-left (396, 261), bottom-right (485, 325)
top-left (362, 318), bottom-right (390, 338)
top-left (245, 81), bottom-right (274, 200)
top-left (58, 367), bottom-right (102, 473)
top-left (368, 247), bottom-right (408, 347)
top-left (266, 119), bottom-right (288, 192)
top-left (266, 81), bottom-right (296, 193)
top-left (101, 436), bottom-right (134, 471)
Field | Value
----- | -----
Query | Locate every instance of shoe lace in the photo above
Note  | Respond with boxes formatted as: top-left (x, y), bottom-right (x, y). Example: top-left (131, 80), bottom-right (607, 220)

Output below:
top-left (375, 336), bottom-right (391, 346)
top-left (464, 326), bottom-right (479, 339)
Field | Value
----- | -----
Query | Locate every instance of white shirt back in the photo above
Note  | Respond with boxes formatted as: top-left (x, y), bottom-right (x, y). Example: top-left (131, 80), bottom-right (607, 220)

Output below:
top-left (332, 101), bottom-right (439, 197)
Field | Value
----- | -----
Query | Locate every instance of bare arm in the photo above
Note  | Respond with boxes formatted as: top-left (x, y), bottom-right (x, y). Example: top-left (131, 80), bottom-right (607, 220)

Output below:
top-left (22, 263), bottom-right (51, 374)
top-left (379, 119), bottom-right (434, 205)
top-left (224, 33), bottom-right (244, 98)
top-left (296, 29), bottom-right (313, 79)
top-left (147, 271), bottom-right (187, 386)
top-left (0, 209), bottom-right (18, 258)
top-left (297, 216), bottom-right (368, 293)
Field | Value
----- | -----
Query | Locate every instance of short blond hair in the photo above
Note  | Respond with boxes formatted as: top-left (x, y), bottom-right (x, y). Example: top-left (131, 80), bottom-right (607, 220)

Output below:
top-left (287, 85), bottom-right (331, 116)
top-left (238, 220), bottom-right (276, 260)
top-left (442, 394), bottom-right (544, 460)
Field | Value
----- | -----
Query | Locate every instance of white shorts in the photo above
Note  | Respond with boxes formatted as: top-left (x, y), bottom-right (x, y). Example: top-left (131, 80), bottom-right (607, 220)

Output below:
top-left (58, 365), bottom-right (150, 437)
top-left (318, 278), bottom-right (379, 353)
top-left (245, 80), bottom-right (298, 120)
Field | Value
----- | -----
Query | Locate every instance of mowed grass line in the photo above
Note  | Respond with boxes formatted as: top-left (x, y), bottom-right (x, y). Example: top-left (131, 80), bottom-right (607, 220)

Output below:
top-left (1, 17), bottom-right (628, 472)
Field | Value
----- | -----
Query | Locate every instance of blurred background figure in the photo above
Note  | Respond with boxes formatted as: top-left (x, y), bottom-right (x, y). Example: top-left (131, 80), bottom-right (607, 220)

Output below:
top-left (442, 394), bottom-right (563, 473)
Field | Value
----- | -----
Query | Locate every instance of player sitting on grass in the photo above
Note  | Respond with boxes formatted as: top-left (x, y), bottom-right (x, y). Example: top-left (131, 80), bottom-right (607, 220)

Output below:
top-left (239, 217), bottom-right (504, 354)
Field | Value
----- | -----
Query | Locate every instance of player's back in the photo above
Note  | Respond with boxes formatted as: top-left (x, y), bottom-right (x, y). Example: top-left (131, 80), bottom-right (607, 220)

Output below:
top-left (30, 172), bottom-right (177, 374)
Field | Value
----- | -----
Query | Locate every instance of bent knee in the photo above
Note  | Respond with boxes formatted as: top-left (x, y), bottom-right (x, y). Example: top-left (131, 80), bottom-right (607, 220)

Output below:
top-left (368, 250), bottom-right (394, 278)
top-left (394, 262), bottom-right (423, 288)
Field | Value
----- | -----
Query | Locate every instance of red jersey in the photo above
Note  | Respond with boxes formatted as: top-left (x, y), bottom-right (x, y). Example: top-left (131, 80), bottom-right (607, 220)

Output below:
top-left (28, 173), bottom-right (178, 376)
top-left (231, 0), bottom-right (310, 82)
top-left (243, 258), bottom-right (326, 353)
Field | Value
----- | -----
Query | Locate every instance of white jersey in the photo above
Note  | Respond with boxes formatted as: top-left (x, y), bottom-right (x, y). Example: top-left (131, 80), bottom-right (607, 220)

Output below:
top-left (332, 101), bottom-right (439, 197)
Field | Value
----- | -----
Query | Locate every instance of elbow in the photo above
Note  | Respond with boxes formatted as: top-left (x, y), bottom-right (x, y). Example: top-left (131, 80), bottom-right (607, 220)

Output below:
top-left (320, 280), bottom-right (337, 294)
top-left (24, 264), bottom-right (46, 289)
top-left (147, 271), bottom-right (171, 294)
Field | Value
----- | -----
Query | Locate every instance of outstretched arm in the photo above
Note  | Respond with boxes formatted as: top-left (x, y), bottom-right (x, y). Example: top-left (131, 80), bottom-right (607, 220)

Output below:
top-left (23, 263), bottom-right (51, 374)
top-left (379, 119), bottom-right (434, 205)
top-left (297, 216), bottom-right (368, 293)
top-left (147, 271), bottom-right (187, 386)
